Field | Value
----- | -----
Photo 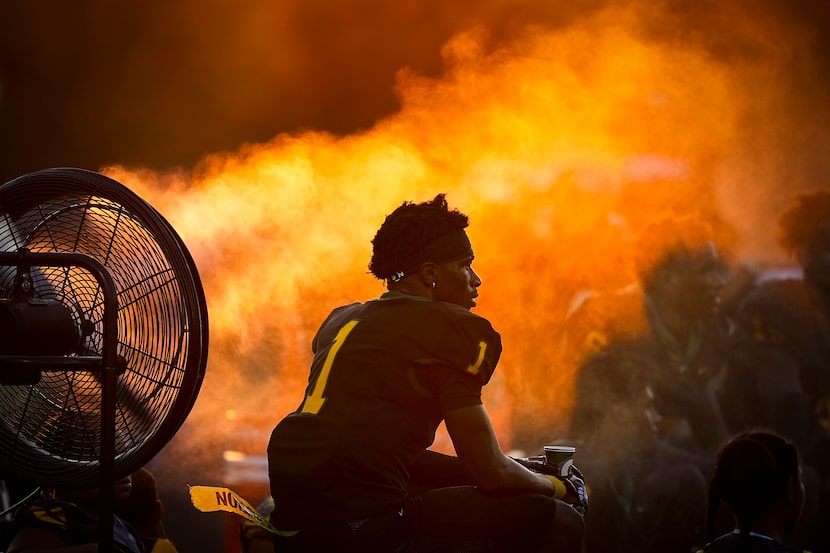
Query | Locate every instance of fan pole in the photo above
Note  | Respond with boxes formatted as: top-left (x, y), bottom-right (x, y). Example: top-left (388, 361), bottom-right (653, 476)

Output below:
top-left (0, 250), bottom-right (119, 551)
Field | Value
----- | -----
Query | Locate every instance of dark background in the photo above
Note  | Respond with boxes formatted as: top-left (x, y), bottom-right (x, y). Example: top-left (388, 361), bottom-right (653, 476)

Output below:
top-left (3, 0), bottom-right (829, 186)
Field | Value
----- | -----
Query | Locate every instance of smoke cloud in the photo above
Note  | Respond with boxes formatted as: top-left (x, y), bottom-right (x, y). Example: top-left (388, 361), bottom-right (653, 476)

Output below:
top-left (2, 1), bottom-right (830, 549)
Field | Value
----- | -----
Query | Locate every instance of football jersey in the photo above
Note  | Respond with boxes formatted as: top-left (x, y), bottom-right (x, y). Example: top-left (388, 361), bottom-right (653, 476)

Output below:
top-left (268, 291), bottom-right (502, 521)
top-left (11, 497), bottom-right (144, 553)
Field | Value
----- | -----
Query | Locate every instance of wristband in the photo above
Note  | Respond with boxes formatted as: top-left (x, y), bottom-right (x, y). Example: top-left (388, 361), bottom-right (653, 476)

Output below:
top-left (545, 475), bottom-right (567, 499)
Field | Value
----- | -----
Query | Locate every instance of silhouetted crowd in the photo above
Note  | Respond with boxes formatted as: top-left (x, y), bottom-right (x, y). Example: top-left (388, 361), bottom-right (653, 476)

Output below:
top-left (565, 190), bottom-right (830, 553)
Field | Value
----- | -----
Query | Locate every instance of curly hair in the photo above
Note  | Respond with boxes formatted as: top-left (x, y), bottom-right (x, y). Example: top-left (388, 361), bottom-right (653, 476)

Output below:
top-left (778, 188), bottom-right (830, 256)
top-left (369, 193), bottom-right (469, 280)
top-left (703, 430), bottom-right (801, 550)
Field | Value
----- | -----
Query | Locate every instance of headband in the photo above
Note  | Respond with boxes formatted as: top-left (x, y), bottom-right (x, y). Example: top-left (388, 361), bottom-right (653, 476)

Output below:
top-left (387, 229), bottom-right (473, 282)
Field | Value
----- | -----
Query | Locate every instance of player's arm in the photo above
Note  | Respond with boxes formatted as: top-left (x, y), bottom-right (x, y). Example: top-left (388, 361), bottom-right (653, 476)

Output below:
top-left (410, 449), bottom-right (472, 487)
top-left (444, 403), bottom-right (556, 496)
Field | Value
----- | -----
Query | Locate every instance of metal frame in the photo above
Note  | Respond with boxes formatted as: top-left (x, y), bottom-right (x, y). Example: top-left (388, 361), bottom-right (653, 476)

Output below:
top-left (0, 249), bottom-right (118, 550)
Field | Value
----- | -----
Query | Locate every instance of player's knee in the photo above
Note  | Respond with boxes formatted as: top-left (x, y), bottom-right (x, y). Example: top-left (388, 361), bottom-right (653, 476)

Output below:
top-left (546, 501), bottom-right (585, 553)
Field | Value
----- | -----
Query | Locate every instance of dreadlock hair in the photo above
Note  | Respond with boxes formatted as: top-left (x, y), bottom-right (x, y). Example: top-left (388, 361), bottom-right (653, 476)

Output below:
top-left (369, 193), bottom-right (470, 281)
top-left (703, 430), bottom-right (801, 552)
top-left (778, 188), bottom-right (830, 256)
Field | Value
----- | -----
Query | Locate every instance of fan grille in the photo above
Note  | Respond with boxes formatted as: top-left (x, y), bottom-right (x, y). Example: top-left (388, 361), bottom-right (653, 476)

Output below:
top-left (0, 168), bottom-right (207, 488)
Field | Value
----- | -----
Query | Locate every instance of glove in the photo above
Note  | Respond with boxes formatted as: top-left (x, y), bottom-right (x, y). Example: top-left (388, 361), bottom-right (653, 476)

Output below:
top-left (513, 456), bottom-right (589, 516)
top-left (561, 466), bottom-right (589, 516)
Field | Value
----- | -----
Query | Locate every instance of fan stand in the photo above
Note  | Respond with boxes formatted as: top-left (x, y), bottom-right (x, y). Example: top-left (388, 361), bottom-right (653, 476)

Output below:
top-left (0, 249), bottom-right (119, 550)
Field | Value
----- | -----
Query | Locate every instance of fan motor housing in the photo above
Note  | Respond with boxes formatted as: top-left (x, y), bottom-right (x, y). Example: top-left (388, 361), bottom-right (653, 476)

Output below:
top-left (0, 298), bottom-right (78, 383)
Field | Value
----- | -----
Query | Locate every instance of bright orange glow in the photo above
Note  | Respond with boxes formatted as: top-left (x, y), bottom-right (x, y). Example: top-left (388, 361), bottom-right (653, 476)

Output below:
top-left (223, 450), bottom-right (247, 463)
top-left (101, 7), bottom-right (823, 459)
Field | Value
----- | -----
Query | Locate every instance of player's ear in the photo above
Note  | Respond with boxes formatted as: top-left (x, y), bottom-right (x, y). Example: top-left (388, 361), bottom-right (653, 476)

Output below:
top-left (417, 262), bottom-right (438, 288)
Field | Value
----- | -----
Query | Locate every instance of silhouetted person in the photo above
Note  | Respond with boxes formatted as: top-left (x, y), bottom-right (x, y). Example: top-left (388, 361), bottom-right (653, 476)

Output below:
top-left (5, 475), bottom-right (143, 553)
top-left (697, 430), bottom-right (806, 553)
top-left (267, 194), bottom-right (586, 553)
top-left (718, 189), bottom-right (830, 550)
top-left (116, 467), bottom-right (179, 553)
top-left (569, 213), bottom-right (732, 553)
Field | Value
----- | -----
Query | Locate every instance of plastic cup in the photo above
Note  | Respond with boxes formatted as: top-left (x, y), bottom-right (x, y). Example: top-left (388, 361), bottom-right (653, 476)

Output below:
top-left (543, 445), bottom-right (575, 477)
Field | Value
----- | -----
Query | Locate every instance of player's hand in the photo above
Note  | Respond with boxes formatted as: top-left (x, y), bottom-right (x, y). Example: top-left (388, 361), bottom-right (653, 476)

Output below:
top-left (562, 466), bottom-right (589, 516)
top-left (513, 456), bottom-right (589, 515)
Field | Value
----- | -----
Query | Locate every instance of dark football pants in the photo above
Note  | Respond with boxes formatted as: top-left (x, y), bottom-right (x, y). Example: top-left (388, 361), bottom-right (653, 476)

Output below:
top-left (272, 485), bottom-right (558, 553)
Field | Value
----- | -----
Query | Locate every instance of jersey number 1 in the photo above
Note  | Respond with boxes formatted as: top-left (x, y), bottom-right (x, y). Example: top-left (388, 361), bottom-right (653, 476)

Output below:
top-left (300, 319), bottom-right (360, 415)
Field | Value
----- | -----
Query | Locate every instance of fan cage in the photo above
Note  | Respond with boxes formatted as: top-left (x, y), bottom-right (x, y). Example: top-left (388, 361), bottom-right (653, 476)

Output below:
top-left (0, 168), bottom-right (207, 488)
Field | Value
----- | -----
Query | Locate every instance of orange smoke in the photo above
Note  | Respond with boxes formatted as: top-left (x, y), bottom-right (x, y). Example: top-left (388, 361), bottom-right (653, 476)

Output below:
top-left (101, 5), bottom-right (824, 462)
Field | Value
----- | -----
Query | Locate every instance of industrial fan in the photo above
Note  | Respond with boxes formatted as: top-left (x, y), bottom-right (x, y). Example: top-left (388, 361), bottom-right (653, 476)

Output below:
top-left (0, 167), bottom-right (208, 498)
